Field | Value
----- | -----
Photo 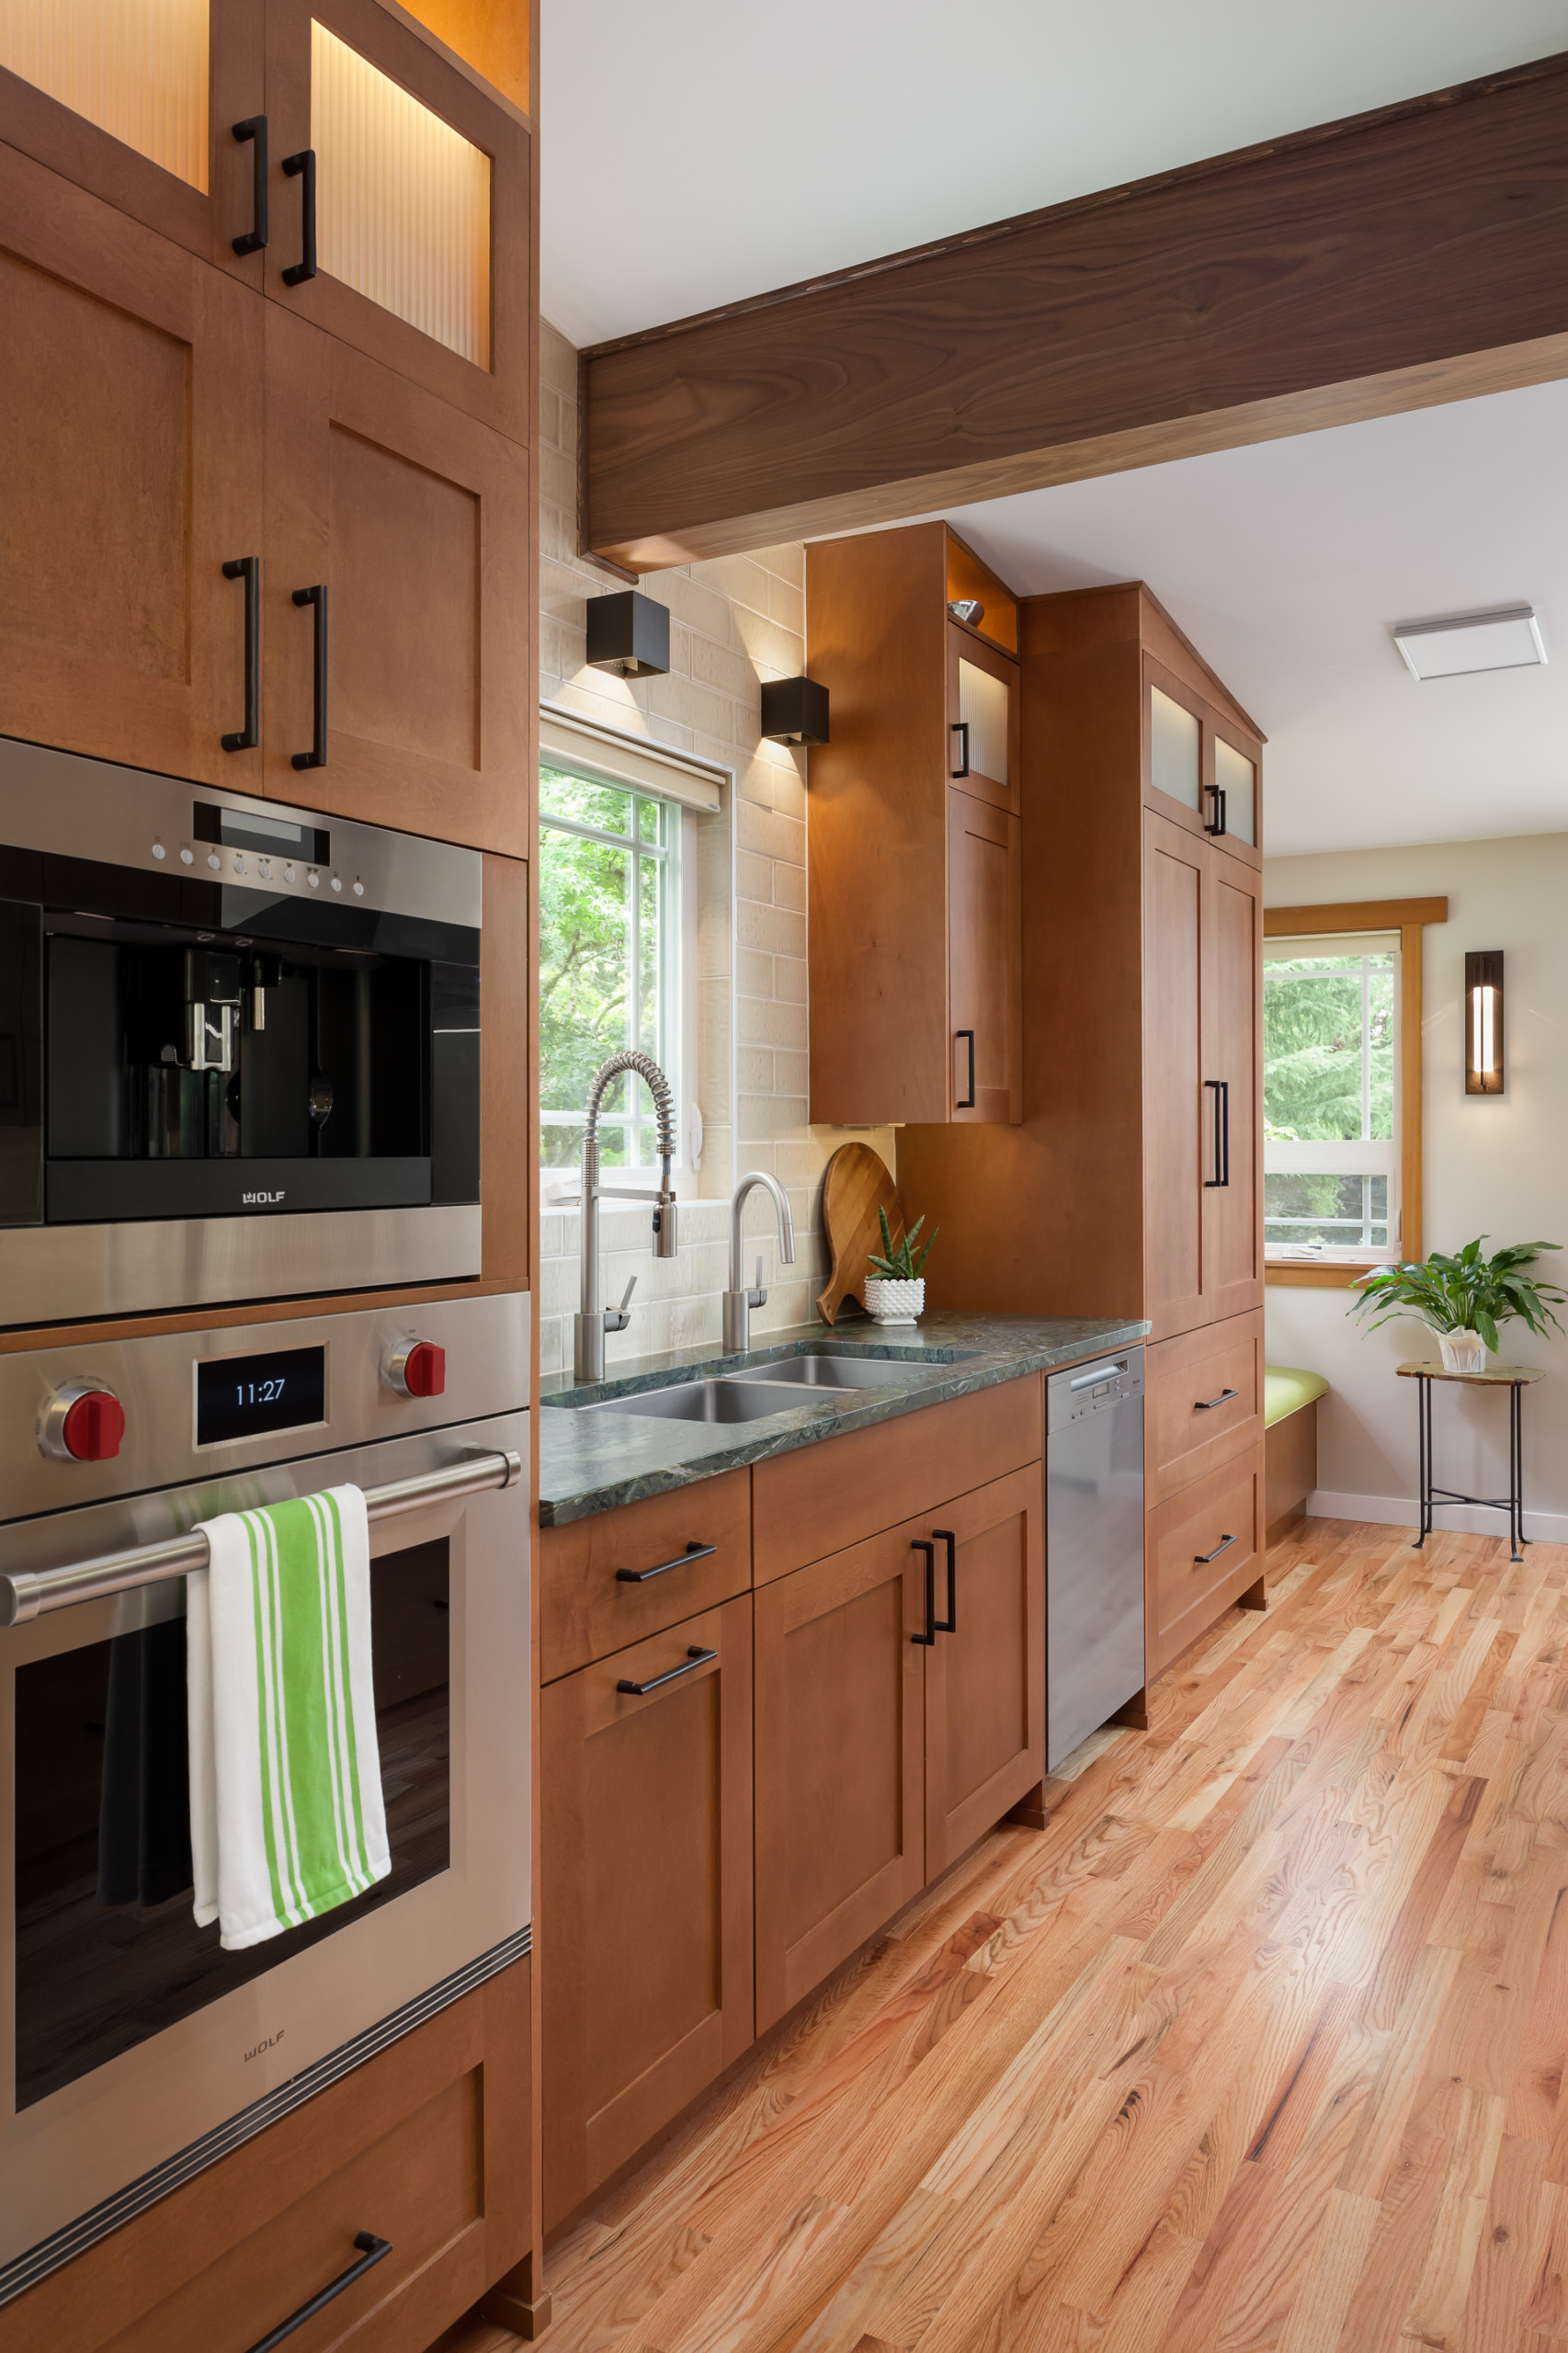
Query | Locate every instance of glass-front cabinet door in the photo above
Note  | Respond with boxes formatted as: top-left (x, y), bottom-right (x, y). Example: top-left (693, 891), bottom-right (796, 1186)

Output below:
top-left (1143, 654), bottom-right (1263, 870)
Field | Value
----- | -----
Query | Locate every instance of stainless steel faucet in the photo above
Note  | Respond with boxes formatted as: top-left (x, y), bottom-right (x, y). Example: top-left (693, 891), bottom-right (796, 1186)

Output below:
top-left (574, 1051), bottom-right (679, 1382)
top-left (723, 1171), bottom-right (797, 1354)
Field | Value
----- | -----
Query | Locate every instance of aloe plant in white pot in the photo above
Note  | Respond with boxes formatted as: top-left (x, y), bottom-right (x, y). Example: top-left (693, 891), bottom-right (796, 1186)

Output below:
top-left (864, 1208), bottom-right (937, 1326)
top-left (1349, 1235), bottom-right (1566, 1370)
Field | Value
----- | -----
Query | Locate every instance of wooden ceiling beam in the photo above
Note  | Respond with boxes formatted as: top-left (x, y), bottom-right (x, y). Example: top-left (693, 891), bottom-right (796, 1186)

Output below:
top-left (579, 54), bottom-right (1568, 570)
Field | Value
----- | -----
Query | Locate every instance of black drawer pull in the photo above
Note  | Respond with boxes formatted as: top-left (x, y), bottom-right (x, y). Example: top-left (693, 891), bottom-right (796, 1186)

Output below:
top-left (231, 116), bottom-right (268, 254)
top-left (244, 2231), bottom-right (391, 2353)
top-left (1193, 1533), bottom-right (1237, 1567)
top-left (911, 1538), bottom-right (936, 1645)
top-left (1195, 1387), bottom-right (1239, 1411)
top-left (934, 1529), bottom-right (957, 1632)
top-left (291, 584), bottom-right (328, 769)
top-left (1204, 780), bottom-right (1228, 837)
top-left (221, 555), bottom-right (260, 751)
top-left (950, 719), bottom-right (970, 778)
top-left (281, 147), bottom-right (317, 284)
top-left (618, 1644), bottom-right (716, 1697)
top-left (617, 1540), bottom-right (717, 1584)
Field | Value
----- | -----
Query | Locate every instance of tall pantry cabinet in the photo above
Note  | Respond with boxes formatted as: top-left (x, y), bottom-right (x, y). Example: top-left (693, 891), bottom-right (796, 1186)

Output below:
top-left (897, 583), bottom-right (1267, 1684)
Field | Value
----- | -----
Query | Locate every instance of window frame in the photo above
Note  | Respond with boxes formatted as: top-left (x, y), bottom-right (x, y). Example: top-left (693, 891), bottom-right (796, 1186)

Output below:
top-left (1263, 895), bottom-right (1447, 1289)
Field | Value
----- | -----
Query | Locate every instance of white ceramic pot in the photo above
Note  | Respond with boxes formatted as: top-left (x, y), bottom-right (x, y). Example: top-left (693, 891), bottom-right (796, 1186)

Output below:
top-left (864, 1278), bottom-right (924, 1326)
top-left (1436, 1326), bottom-right (1488, 1373)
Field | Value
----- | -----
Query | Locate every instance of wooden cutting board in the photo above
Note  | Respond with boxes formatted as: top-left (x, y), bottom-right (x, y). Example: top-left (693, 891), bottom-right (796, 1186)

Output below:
top-left (816, 1143), bottom-right (904, 1325)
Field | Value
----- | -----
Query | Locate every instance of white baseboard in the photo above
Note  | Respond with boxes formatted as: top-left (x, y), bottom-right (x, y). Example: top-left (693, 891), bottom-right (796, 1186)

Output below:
top-left (1306, 1489), bottom-right (1568, 1545)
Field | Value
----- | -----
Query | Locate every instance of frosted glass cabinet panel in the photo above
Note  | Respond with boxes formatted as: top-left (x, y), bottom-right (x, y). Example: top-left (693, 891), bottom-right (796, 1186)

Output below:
top-left (1149, 685), bottom-right (1200, 812)
top-left (958, 658), bottom-right (1010, 791)
top-left (312, 17), bottom-right (492, 368)
top-left (0, 0), bottom-right (210, 188)
top-left (1214, 735), bottom-right (1256, 846)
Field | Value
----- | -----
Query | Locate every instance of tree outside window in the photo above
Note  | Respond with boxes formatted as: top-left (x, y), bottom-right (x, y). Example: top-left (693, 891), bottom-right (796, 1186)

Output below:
top-left (1264, 942), bottom-right (1398, 1258)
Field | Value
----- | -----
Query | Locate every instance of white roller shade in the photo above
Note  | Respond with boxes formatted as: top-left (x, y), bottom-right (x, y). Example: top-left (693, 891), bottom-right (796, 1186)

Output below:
top-left (540, 703), bottom-right (724, 814)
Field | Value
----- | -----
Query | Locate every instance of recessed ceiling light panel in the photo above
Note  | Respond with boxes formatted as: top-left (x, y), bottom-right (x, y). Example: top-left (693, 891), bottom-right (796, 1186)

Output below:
top-left (1392, 605), bottom-right (1547, 681)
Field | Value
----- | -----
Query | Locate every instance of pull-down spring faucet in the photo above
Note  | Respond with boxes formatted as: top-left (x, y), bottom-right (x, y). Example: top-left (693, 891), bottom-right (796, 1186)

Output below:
top-left (574, 1051), bottom-right (678, 1382)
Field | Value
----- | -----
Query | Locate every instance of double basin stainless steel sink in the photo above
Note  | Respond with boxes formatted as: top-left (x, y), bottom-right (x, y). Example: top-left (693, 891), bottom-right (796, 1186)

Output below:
top-left (549, 1347), bottom-right (979, 1425)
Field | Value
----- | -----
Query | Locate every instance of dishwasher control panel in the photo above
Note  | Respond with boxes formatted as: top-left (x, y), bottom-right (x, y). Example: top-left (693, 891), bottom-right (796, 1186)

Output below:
top-left (1048, 1348), bottom-right (1145, 1432)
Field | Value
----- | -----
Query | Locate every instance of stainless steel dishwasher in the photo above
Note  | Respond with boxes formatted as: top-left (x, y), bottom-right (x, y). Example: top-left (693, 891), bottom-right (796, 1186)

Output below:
top-left (1047, 1349), bottom-right (1145, 1771)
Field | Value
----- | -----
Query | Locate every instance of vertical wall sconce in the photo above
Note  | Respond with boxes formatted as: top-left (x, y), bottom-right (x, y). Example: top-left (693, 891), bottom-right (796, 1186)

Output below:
top-left (1465, 950), bottom-right (1506, 1094)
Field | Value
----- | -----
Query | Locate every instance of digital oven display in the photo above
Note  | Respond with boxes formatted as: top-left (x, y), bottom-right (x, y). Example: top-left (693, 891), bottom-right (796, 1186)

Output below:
top-left (196, 1346), bottom-right (327, 1447)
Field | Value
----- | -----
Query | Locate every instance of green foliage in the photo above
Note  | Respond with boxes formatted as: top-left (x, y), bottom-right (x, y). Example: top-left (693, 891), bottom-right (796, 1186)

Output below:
top-left (868, 1206), bottom-right (937, 1283)
top-left (1264, 958), bottom-right (1393, 1141)
top-left (1349, 1236), bottom-right (1567, 1353)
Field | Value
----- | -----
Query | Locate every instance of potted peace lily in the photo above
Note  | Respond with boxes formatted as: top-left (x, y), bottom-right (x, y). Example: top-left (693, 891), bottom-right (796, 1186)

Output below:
top-left (1349, 1235), bottom-right (1566, 1371)
top-left (865, 1208), bottom-right (937, 1326)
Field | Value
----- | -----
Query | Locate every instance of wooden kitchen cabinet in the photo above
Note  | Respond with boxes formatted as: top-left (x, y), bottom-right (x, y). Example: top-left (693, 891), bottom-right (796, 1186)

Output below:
top-left (754, 1525), bottom-right (926, 2034)
top-left (542, 1597), bottom-right (753, 2234)
top-left (806, 523), bottom-right (1023, 1126)
top-left (5, 1958), bottom-right (532, 2353)
top-left (262, 303), bottom-right (531, 854)
top-left (539, 1470), bottom-right (752, 1684)
top-left (0, 144), bottom-right (265, 786)
top-left (1148, 1437), bottom-right (1266, 1677)
top-left (1145, 1308), bottom-right (1265, 1506)
top-left (922, 1465), bottom-right (1044, 1880)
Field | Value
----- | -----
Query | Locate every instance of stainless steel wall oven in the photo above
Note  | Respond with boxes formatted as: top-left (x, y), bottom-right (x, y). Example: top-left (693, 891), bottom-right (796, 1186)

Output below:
top-left (0, 1292), bottom-right (529, 2303)
top-left (0, 737), bottom-right (483, 1324)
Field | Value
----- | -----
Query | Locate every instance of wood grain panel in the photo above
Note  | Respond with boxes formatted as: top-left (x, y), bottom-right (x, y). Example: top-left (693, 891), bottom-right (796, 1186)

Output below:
top-left (1148, 1438), bottom-right (1265, 1677)
top-left (542, 1598), bottom-right (753, 2232)
top-left (1146, 1307), bottom-right (1264, 1506)
top-left (923, 1465), bottom-right (1045, 1879)
top-left (0, 142), bottom-right (264, 788)
top-left (1266, 1397), bottom-right (1319, 1541)
top-left (580, 58), bottom-right (1568, 565)
top-left (754, 1532), bottom-right (925, 2032)
top-left (1202, 850), bottom-right (1264, 1324)
top-left (751, 1380), bottom-right (1042, 1586)
top-left (6, 1960), bottom-right (530, 2353)
top-left (539, 1470), bottom-right (751, 1683)
top-left (946, 790), bottom-right (1022, 1125)
top-left (1142, 810), bottom-right (1206, 1341)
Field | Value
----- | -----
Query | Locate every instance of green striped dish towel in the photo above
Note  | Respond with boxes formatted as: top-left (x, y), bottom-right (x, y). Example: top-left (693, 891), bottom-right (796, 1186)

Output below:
top-left (187, 1487), bottom-right (389, 1951)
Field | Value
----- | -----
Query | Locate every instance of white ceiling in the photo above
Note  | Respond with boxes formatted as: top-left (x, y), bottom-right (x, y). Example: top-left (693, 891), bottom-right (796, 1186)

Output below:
top-left (930, 381), bottom-right (1568, 858)
top-left (539, 0), bottom-right (1568, 349)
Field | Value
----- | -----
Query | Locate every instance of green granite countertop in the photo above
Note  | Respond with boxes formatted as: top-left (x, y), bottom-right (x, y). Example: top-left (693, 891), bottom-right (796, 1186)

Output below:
top-left (537, 1311), bottom-right (1150, 1525)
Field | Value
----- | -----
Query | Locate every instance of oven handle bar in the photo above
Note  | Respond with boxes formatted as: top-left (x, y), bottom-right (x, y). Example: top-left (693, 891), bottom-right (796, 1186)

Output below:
top-left (0, 1448), bottom-right (522, 1629)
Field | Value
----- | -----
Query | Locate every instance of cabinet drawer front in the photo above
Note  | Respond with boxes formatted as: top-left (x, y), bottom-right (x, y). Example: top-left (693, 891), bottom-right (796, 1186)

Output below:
top-left (1150, 1441), bottom-right (1264, 1677)
top-left (1147, 1310), bottom-right (1263, 1502)
top-left (753, 1379), bottom-right (1041, 1585)
top-left (8, 1964), bottom-right (529, 2353)
top-left (540, 1470), bottom-right (752, 1681)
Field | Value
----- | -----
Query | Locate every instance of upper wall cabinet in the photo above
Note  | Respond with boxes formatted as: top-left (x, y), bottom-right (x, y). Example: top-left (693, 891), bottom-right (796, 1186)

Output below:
top-left (807, 522), bottom-right (1022, 1127)
top-left (1145, 654), bottom-right (1262, 867)
top-left (0, 143), bottom-right (264, 786)
top-left (0, 0), bottom-right (530, 442)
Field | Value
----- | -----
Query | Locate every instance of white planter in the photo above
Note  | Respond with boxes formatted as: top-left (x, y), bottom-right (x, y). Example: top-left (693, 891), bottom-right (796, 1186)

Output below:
top-left (864, 1277), bottom-right (924, 1326)
top-left (1435, 1326), bottom-right (1488, 1373)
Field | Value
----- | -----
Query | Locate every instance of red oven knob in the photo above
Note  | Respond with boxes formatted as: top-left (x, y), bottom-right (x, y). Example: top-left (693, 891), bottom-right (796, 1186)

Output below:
top-left (385, 1340), bottom-right (446, 1399)
top-left (40, 1382), bottom-right (127, 1462)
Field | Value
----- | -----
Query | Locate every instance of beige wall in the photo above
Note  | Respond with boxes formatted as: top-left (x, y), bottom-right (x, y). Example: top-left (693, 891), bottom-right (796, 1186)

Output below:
top-left (1264, 831), bottom-right (1568, 1538)
top-left (536, 319), bottom-right (894, 1378)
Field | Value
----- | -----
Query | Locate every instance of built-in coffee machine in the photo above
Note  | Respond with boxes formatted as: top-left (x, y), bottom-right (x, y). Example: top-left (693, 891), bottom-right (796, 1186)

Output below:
top-left (0, 739), bottom-right (482, 1323)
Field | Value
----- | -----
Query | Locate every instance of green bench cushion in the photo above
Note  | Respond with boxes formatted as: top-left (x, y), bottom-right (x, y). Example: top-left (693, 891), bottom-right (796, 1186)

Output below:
top-left (1265, 1366), bottom-right (1330, 1428)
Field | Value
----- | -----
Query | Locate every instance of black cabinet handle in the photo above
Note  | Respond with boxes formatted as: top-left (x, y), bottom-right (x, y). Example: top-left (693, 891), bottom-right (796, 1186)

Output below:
top-left (1204, 781), bottom-right (1228, 837)
top-left (617, 1540), bottom-right (717, 1584)
top-left (950, 720), bottom-right (970, 778)
top-left (1203, 1078), bottom-right (1230, 1188)
top-left (221, 556), bottom-right (260, 751)
top-left (231, 116), bottom-right (268, 254)
top-left (281, 148), bottom-right (317, 284)
top-left (244, 2232), bottom-right (391, 2353)
top-left (934, 1529), bottom-right (957, 1632)
top-left (617, 1643), bottom-right (717, 1697)
top-left (911, 1539), bottom-right (936, 1645)
top-left (291, 585), bottom-right (328, 769)
top-left (1193, 1533), bottom-right (1237, 1567)
top-left (956, 1029), bottom-right (976, 1111)
top-left (1195, 1387), bottom-right (1239, 1411)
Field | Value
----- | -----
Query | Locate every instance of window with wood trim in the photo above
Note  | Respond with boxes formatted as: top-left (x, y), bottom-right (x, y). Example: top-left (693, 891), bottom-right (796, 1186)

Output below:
top-left (1263, 897), bottom-right (1446, 1290)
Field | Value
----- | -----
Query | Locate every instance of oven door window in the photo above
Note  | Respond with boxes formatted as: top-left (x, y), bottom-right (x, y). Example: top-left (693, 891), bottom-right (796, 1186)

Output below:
top-left (13, 1540), bottom-right (449, 2111)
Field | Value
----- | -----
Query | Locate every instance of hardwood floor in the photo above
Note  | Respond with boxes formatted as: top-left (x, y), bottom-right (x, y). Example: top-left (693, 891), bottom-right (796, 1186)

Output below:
top-left (542, 1518), bottom-right (1568, 2352)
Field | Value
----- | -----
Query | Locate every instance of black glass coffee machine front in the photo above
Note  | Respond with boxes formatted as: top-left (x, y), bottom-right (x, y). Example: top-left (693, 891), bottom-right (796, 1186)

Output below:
top-left (0, 741), bottom-right (483, 1322)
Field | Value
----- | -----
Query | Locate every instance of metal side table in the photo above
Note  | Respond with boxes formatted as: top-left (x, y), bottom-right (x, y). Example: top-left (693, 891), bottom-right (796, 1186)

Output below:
top-left (1396, 1360), bottom-right (1543, 1563)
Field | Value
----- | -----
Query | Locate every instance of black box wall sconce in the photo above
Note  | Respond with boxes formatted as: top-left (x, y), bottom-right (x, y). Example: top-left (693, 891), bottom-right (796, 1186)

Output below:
top-left (760, 676), bottom-right (830, 745)
top-left (586, 590), bottom-right (670, 676)
top-left (1465, 950), bottom-right (1506, 1094)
